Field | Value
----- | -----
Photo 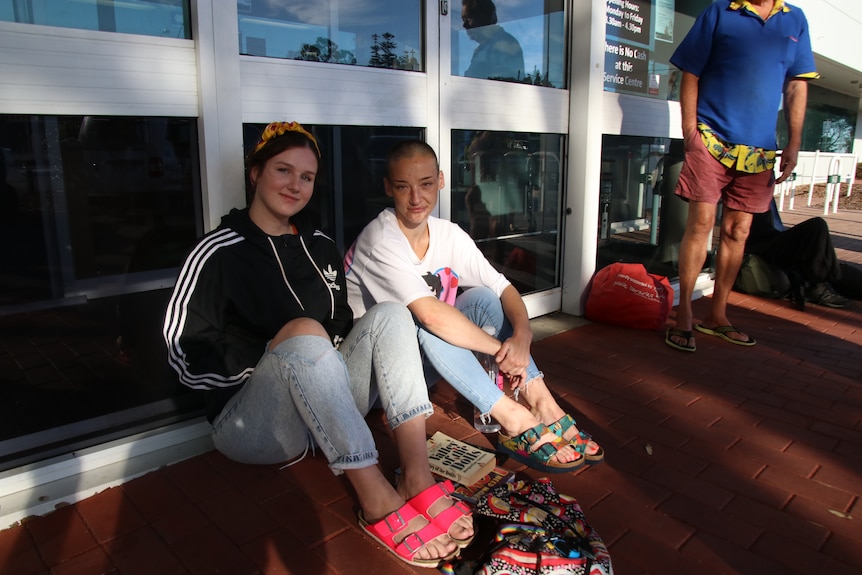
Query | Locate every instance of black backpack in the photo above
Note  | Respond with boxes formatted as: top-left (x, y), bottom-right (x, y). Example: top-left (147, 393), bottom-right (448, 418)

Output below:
top-left (733, 253), bottom-right (791, 299)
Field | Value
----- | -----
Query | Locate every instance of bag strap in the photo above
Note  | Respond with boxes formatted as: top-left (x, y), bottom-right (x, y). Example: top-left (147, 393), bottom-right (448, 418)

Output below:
top-left (509, 491), bottom-right (596, 561)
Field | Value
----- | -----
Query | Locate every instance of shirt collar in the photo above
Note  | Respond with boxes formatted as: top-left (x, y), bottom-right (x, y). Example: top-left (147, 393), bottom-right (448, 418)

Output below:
top-left (729, 1), bottom-right (790, 18)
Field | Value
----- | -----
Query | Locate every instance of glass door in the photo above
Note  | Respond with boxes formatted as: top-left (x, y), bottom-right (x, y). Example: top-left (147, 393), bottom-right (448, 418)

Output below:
top-left (438, 0), bottom-right (569, 315)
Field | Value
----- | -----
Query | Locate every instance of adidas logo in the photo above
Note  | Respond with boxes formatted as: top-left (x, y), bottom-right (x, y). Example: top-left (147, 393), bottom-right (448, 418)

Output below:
top-left (323, 265), bottom-right (340, 290)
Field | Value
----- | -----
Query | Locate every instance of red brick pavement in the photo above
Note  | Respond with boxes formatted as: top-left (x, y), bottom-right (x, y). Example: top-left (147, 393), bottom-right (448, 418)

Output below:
top-left (2, 204), bottom-right (861, 574)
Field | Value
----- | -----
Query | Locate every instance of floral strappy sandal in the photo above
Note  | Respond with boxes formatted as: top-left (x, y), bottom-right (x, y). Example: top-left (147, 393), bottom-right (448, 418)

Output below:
top-left (497, 423), bottom-right (585, 473)
top-left (547, 414), bottom-right (605, 465)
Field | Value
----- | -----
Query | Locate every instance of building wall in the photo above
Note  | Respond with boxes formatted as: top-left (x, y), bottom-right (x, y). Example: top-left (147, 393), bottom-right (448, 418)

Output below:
top-left (0, 24), bottom-right (198, 117)
top-left (794, 0), bottom-right (862, 73)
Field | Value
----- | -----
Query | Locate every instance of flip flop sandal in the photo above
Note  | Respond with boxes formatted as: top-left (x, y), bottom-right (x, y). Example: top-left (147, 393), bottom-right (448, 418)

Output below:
top-left (547, 414), bottom-right (605, 465)
top-left (359, 503), bottom-right (458, 567)
top-left (497, 423), bottom-right (585, 473)
top-left (407, 480), bottom-right (475, 548)
top-left (695, 324), bottom-right (756, 347)
top-left (665, 328), bottom-right (696, 352)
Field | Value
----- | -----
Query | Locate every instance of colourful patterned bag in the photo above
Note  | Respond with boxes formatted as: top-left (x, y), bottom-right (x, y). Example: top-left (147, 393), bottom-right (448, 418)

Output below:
top-left (456, 477), bottom-right (614, 575)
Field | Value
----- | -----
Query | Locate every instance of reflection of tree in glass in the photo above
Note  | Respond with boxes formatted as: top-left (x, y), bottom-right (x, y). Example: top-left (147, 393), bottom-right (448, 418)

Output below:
top-left (367, 33), bottom-right (418, 70)
top-left (298, 37), bottom-right (356, 64)
top-left (819, 118), bottom-right (854, 153)
top-left (369, 33), bottom-right (398, 68)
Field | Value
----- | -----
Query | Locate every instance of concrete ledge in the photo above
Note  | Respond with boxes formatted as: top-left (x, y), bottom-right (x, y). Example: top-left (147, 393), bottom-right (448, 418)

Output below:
top-left (0, 419), bottom-right (213, 529)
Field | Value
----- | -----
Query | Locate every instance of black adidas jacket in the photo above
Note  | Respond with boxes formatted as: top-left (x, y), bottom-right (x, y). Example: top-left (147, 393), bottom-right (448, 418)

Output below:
top-left (163, 208), bottom-right (352, 421)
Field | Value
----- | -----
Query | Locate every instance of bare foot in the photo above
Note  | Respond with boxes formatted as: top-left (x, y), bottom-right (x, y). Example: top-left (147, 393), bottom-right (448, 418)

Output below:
top-left (529, 401), bottom-right (602, 457)
top-left (500, 423), bottom-right (584, 466)
top-left (533, 430), bottom-right (584, 464)
top-left (700, 314), bottom-right (751, 343)
top-left (667, 330), bottom-right (696, 349)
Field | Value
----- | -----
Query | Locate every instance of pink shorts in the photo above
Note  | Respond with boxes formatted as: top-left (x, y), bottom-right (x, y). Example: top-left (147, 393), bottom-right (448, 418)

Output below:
top-left (675, 138), bottom-right (775, 213)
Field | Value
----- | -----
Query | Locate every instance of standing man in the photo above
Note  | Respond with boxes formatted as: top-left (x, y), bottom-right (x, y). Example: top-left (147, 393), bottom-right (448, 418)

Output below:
top-left (665, 0), bottom-right (818, 352)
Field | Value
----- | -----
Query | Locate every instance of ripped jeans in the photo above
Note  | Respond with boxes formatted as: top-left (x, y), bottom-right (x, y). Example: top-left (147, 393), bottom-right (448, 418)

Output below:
top-left (212, 302), bottom-right (433, 474)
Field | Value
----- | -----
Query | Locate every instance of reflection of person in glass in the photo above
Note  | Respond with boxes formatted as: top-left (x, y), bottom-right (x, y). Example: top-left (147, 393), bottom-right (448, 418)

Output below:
top-left (462, 0), bottom-right (525, 82)
top-left (667, 70), bottom-right (681, 101)
top-left (465, 185), bottom-right (492, 239)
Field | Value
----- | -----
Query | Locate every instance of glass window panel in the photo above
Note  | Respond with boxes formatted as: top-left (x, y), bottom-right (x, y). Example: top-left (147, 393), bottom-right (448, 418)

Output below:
top-left (452, 0), bottom-right (566, 87)
top-left (604, 0), bottom-right (712, 101)
top-left (0, 0), bottom-right (191, 38)
top-left (237, 1), bottom-right (422, 71)
top-left (0, 114), bottom-right (202, 469)
top-left (451, 130), bottom-right (564, 294)
top-left (596, 134), bottom-right (717, 279)
top-left (778, 83), bottom-right (859, 153)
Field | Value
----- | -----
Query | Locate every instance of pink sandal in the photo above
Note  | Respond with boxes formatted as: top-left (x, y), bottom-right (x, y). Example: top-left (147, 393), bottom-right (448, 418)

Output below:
top-left (407, 480), bottom-right (475, 548)
top-left (359, 502), bottom-right (458, 567)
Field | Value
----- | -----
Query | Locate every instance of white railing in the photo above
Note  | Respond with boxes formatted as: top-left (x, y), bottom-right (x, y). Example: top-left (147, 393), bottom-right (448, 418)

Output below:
top-left (774, 150), bottom-right (857, 213)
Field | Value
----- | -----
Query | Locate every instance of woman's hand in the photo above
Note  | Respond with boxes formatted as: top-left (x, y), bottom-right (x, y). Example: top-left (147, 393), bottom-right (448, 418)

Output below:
top-left (495, 331), bottom-right (532, 391)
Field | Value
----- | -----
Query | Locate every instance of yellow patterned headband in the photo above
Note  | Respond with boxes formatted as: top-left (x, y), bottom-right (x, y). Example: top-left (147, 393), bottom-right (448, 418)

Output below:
top-left (252, 121), bottom-right (320, 157)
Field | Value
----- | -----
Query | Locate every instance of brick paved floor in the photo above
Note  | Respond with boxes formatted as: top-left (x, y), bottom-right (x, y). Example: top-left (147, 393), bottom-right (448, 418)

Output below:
top-left (2, 206), bottom-right (860, 575)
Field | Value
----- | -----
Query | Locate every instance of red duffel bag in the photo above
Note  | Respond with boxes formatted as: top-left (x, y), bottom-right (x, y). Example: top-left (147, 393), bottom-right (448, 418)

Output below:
top-left (585, 262), bottom-right (674, 331)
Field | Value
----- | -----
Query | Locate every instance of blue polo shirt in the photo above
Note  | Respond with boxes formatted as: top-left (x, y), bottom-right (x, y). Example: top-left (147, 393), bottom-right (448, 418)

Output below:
top-left (670, 1), bottom-right (818, 151)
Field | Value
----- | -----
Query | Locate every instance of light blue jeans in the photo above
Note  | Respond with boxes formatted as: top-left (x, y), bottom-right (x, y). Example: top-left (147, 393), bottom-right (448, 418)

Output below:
top-left (212, 302), bottom-right (433, 474)
top-left (417, 287), bottom-right (543, 417)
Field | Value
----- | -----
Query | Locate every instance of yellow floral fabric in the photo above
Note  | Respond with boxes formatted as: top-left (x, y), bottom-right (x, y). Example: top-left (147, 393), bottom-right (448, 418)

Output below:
top-left (698, 122), bottom-right (776, 174)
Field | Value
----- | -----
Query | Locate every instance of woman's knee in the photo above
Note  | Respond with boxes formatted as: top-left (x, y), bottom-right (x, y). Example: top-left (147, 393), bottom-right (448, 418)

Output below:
top-left (271, 317), bottom-right (328, 348)
top-left (461, 285), bottom-right (496, 301)
top-left (366, 301), bottom-right (412, 323)
top-left (455, 286), bottom-right (499, 312)
top-left (362, 302), bottom-right (414, 336)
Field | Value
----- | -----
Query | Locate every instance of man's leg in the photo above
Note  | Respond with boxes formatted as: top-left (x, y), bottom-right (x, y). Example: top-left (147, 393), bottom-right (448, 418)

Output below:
top-left (669, 200), bottom-right (716, 347)
top-left (701, 207), bottom-right (754, 342)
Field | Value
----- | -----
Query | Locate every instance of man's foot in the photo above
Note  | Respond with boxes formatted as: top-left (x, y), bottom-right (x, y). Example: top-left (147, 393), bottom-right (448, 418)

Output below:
top-left (665, 328), bottom-right (696, 352)
top-left (695, 324), bottom-right (756, 346)
top-left (806, 282), bottom-right (849, 308)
